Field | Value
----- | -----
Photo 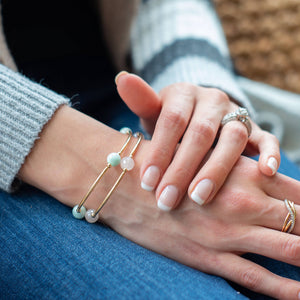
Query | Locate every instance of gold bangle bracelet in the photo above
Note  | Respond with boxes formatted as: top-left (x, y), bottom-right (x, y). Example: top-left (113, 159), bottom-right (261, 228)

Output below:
top-left (89, 132), bottom-right (143, 220)
top-left (72, 127), bottom-right (133, 220)
top-left (72, 129), bottom-right (143, 224)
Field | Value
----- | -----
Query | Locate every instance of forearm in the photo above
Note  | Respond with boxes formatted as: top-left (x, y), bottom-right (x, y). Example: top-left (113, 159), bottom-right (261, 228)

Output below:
top-left (18, 105), bottom-right (150, 218)
top-left (0, 64), bottom-right (69, 192)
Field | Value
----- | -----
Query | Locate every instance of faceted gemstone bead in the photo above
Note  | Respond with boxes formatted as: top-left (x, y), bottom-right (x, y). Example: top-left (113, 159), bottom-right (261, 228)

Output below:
top-left (120, 127), bottom-right (132, 135)
top-left (85, 209), bottom-right (99, 223)
top-left (72, 205), bottom-right (86, 219)
top-left (107, 152), bottom-right (121, 166)
top-left (120, 157), bottom-right (135, 171)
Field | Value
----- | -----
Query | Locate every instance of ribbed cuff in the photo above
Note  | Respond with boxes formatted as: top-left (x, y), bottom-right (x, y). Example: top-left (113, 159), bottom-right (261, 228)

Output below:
top-left (0, 64), bottom-right (70, 192)
top-left (145, 55), bottom-right (256, 117)
top-left (131, 0), bottom-right (256, 116)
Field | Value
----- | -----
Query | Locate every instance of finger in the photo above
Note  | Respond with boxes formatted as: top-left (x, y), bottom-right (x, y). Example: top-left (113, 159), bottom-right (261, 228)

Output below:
top-left (140, 84), bottom-right (195, 199)
top-left (188, 120), bottom-right (248, 205)
top-left (224, 226), bottom-right (300, 268)
top-left (246, 123), bottom-right (280, 176)
top-left (212, 252), bottom-right (300, 300)
top-left (116, 72), bottom-right (161, 133)
top-left (240, 194), bottom-right (300, 235)
top-left (154, 99), bottom-right (228, 210)
top-left (168, 238), bottom-right (300, 299)
top-left (262, 171), bottom-right (300, 205)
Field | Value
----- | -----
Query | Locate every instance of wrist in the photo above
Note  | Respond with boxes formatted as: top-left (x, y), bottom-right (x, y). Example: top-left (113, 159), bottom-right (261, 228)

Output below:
top-left (18, 105), bottom-right (151, 221)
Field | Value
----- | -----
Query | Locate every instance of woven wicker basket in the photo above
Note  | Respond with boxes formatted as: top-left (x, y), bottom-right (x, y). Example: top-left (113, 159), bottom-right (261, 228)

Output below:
top-left (213, 0), bottom-right (300, 94)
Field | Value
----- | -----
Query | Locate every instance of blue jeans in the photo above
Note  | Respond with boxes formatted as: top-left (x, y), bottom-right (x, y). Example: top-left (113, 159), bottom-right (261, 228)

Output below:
top-left (1, 112), bottom-right (300, 300)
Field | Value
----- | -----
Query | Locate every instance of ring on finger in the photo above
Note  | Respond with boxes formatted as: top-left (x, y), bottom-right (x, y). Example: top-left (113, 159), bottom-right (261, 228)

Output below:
top-left (281, 199), bottom-right (296, 233)
top-left (221, 107), bottom-right (252, 137)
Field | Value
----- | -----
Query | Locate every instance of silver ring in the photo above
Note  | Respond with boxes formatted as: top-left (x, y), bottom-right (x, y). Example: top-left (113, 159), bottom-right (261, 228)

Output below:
top-left (221, 107), bottom-right (252, 137)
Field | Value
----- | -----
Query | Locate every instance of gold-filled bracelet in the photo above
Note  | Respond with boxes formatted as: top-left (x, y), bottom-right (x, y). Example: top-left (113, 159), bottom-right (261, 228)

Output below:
top-left (72, 127), bottom-right (132, 220)
top-left (72, 129), bottom-right (143, 223)
top-left (85, 132), bottom-right (143, 223)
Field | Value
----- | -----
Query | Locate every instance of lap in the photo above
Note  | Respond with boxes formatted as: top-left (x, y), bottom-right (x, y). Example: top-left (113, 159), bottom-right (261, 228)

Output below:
top-left (0, 186), bottom-right (245, 300)
top-left (1, 125), bottom-right (299, 300)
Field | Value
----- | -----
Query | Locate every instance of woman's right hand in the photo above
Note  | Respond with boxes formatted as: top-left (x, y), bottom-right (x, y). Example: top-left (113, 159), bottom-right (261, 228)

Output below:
top-left (116, 72), bottom-right (280, 211)
top-left (19, 105), bottom-right (300, 299)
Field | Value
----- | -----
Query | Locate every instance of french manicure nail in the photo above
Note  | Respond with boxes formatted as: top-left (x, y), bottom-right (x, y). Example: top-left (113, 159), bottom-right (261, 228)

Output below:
top-left (141, 166), bottom-right (160, 191)
top-left (115, 71), bottom-right (128, 85)
top-left (191, 179), bottom-right (214, 205)
top-left (267, 157), bottom-right (278, 175)
top-left (157, 185), bottom-right (179, 211)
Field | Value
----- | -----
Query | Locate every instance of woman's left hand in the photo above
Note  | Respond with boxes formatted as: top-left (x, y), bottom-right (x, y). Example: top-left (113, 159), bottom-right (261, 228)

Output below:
top-left (116, 72), bottom-right (280, 210)
top-left (101, 154), bottom-right (300, 300)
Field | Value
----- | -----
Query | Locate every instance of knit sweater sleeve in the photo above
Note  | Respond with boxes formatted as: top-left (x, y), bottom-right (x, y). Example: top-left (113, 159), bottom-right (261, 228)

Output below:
top-left (130, 0), bottom-right (255, 116)
top-left (0, 64), bottom-right (69, 192)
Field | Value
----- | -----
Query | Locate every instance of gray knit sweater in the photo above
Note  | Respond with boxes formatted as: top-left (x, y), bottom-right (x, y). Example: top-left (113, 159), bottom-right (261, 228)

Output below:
top-left (0, 0), bottom-right (253, 192)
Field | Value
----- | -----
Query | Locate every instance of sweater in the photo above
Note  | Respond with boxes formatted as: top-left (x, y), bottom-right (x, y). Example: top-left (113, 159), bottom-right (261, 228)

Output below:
top-left (0, 0), bottom-right (252, 192)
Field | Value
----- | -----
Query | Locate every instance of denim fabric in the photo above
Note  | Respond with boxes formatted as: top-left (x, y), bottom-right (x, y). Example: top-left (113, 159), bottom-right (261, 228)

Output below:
top-left (0, 184), bottom-right (246, 300)
top-left (1, 144), bottom-right (300, 300)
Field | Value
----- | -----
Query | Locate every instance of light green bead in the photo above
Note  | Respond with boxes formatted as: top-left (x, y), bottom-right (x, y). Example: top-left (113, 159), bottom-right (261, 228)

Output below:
top-left (107, 152), bottom-right (121, 166)
top-left (72, 205), bottom-right (86, 219)
top-left (120, 127), bottom-right (132, 135)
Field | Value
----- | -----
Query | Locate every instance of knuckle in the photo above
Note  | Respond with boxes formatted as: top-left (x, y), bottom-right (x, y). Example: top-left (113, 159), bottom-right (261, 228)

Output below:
top-left (161, 82), bottom-right (195, 98)
top-left (214, 160), bottom-right (230, 175)
top-left (208, 88), bottom-right (230, 106)
top-left (173, 165), bottom-right (194, 181)
top-left (240, 267), bottom-right (262, 290)
top-left (229, 123), bottom-right (248, 142)
top-left (266, 131), bottom-right (280, 147)
top-left (223, 189), bottom-right (257, 215)
top-left (173, 82), bottom-right (195, 96)
top-left (281, 238), bottom-right (300, 262)
top-left (162, 109), bottom-right (186, 130)
top-left (190, 120), bottom-right (216, 144)
top-left (150, 146), bottom-right (171, 162)
top-left (234, 157), bottom-right (260, 180)
top-left (257, 130), bottom-right (279, 148)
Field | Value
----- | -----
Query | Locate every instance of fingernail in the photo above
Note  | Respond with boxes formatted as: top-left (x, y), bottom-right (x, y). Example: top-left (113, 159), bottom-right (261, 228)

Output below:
top-left (115, 71), bottom-right (128, 85)
top-left (298, 291), bottom-right (300, 300)
top-left (141, 166), bottom-right (160, 191)
top-left (191, 179), bottom-right (214, 205)
top-left (157, 185), bottom-right (178, 211)
top-left (267, 157), bottom-right (278, 175)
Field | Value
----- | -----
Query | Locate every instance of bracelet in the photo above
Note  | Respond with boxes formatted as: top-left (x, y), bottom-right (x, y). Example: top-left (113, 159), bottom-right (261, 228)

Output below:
top-left (72, 128), bottom-right (143, 223)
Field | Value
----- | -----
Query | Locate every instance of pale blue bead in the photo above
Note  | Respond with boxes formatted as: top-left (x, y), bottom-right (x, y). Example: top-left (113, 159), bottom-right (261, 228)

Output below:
top-left (72, 205), bottom-right (86, 219)
top-left (120, 127), bottom-right (132, 135)
top-left (107, 152), bottom-right (121, 166)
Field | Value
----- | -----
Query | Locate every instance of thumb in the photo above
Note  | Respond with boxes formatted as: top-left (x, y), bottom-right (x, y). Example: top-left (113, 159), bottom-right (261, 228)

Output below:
top-left (115, 72), bottom-right (161, 131)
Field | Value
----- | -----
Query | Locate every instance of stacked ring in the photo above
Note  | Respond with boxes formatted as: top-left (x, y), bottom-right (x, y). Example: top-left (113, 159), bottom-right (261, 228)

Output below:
top-left (281, 199), bottom-right (296, 234)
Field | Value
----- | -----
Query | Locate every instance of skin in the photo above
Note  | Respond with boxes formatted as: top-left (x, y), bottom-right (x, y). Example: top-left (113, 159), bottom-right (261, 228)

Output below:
top-left (18, 105), bottom-right (300, 299)
top-left (116, 72), bottom-right (280, 209)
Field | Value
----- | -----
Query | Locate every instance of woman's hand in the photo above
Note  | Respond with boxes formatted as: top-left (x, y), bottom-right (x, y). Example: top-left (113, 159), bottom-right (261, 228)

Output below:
top-left (116, 72), bottom-right (280, 210)
top-left (19, 105), bottom-right (299, 299)
top-left (101, 155), bottom-right (300, 300)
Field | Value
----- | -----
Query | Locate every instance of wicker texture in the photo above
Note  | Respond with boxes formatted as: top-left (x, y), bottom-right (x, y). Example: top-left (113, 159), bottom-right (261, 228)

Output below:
top-left (214, 0), bottom-right (300, 93)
